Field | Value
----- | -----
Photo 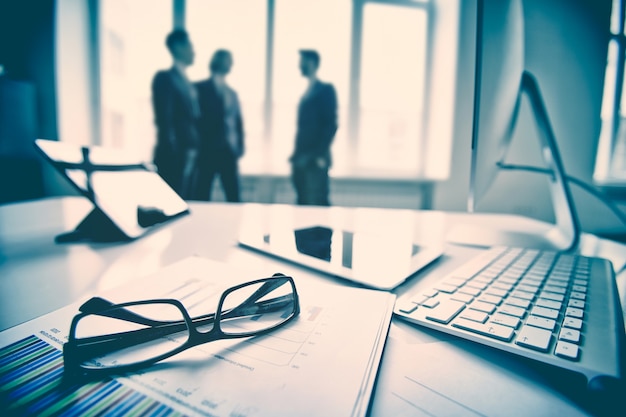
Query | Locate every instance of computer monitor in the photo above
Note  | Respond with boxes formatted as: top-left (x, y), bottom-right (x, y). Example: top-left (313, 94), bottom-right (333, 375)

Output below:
top-left (447, 0), bottom-right (581, 251)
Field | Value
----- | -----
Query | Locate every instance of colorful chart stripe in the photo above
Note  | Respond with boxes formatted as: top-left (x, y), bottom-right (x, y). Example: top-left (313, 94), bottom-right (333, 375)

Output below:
top-left (0, 335), bottom-right (185, 416)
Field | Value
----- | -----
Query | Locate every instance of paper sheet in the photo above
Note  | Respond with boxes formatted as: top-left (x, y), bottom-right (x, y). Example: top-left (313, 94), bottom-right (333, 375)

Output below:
top-left (0, 256), bottom-right (395, 417)
top-left (369, 323), bottom-right (592, 417)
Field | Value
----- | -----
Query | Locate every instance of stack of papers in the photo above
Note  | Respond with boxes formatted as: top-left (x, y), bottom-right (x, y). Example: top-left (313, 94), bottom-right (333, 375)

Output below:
top-left (0, 256), bottom-right (395, 417)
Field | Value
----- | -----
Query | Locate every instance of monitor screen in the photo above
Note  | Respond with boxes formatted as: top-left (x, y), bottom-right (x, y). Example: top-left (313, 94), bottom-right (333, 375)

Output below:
top-left (448, 0), bottom-right (581, 251)
top-left (468, 0), bottom-right (524, 211)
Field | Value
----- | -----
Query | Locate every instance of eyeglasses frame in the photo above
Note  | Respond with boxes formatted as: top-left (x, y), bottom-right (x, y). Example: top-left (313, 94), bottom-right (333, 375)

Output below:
top-left (63, 274), bottom-right (300, 379)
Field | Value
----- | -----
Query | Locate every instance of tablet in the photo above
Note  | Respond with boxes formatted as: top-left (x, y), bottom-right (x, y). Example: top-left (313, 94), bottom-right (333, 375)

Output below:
top-left (34, 139), bottom-right (189, 242)
top-left (239, 224), bottom-right (443, 290)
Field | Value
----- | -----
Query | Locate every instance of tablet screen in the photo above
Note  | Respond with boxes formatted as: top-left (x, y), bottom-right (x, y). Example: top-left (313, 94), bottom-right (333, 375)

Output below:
top-left (241, 224), bottom-right (442, 290)
top-left (34, 139), bottom-right (189, 240)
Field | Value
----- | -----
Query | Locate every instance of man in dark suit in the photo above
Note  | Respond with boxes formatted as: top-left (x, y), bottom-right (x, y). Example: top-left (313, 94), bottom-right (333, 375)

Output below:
top-left (194, 49), bottom-right (245, 202)
top-left (151, 29), bottom-right (200, 199)
top-left (290, 49), bottom-right (338, 206)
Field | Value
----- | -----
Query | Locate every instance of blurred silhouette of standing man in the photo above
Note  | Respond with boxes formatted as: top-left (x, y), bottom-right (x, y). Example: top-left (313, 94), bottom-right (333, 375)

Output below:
top-left (151, 29), bottom-right (200, 199)
top-left (194, 49), bottom-right (244, 202)
top-left (290, 50), bottom-right (338, 206)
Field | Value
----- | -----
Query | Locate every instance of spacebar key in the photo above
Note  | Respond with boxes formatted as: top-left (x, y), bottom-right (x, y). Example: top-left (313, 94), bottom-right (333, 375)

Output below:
top-left (452, 318), bottom-right (514, 341)
top-left (425, 300), bottom-right (465, 324)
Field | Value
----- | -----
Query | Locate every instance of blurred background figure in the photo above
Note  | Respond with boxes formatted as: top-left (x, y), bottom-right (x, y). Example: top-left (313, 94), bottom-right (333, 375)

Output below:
top-left (290, 49), bottom-right (338, 206)
top-left (151, 29), bottom-right (200, 199)
top-left (194, 49), bottom-right (245, 202)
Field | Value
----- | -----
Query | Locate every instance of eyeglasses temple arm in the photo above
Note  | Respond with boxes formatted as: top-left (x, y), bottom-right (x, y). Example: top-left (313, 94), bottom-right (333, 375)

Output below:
top-left (227, 275), bottom-right (291, 314)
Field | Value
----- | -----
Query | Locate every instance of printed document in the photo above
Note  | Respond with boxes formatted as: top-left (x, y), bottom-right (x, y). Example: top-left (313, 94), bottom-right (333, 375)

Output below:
top-left (0, 256), bottom-right (395, 417)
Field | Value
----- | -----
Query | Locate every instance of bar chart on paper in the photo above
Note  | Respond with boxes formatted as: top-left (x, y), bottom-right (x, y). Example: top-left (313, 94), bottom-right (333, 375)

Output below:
top-left (0, 335), bottom-right (185, 416)
top-left (0, 299), bottom-right (328, 415)
top-left (0, 305), bottom-right (328, 417)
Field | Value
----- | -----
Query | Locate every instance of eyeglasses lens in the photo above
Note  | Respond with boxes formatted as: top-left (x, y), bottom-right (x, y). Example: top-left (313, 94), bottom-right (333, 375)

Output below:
top-left (74, 302), bottom-right (189, 369)
top-left (219, 278), bottom-right (296, 335)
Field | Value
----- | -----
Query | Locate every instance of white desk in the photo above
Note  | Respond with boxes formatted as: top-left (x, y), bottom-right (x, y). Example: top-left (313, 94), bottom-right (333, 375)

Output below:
top-left (1, 197), bottom-right (625, 415)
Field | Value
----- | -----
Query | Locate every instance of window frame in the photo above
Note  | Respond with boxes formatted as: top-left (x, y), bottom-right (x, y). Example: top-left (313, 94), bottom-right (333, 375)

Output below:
top-left (595, 0), bottom-right (626, 185)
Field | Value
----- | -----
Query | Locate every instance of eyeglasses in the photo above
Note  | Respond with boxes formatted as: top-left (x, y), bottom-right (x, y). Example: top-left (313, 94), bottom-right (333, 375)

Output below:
top-left (63, 274), bottom-right (299, 379)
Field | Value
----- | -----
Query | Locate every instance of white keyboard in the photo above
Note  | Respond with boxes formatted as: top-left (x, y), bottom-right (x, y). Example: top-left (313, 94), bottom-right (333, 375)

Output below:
top-left (395, 246), bottom-right (624, 385)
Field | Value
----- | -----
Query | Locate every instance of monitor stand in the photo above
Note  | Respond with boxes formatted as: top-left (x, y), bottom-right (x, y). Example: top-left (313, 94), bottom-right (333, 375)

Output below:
top-left (55, 207), bottom-right (130, 243)
top-left (447, 71), bottom-right (581, 252)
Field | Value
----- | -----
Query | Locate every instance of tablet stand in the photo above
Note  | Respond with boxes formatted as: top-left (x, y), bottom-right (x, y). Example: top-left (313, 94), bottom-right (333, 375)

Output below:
top-left (55, 207), bottom-right (130, 243)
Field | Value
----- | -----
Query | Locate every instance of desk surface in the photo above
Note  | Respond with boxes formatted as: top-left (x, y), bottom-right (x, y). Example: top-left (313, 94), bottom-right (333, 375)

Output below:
top-left (1, 197), bottom-right (625, 415)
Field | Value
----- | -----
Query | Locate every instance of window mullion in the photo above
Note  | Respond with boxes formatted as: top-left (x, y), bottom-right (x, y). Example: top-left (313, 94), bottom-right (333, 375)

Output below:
top-left (349, 0), bottom-right (364, 170)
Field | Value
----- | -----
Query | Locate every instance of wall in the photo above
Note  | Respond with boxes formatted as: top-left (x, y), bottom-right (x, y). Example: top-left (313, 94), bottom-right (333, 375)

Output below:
top-left (0, 0), bottom-right (58, 144)
top-left (0, 0), bottom-right (65, 203)
top-left (434, 0), bottom-right (619, 234)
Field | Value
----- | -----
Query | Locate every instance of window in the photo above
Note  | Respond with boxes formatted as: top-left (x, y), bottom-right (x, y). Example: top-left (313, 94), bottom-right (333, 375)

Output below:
top-left (97, 0), bottom-right (456, 180)
top-left (99, 0), bottom-right (172, 160)
top-left (357, 3), bottom-right (427, 175)
top-left (595, 0), bottom-right (626, 184)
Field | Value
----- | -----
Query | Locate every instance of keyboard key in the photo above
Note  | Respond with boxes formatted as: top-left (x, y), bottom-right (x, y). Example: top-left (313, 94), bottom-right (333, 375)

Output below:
top-left (466, 280), bottom-right (488, 290)
top-left (559, 328), bottom-right (581, 343)
top-left (539, 292), bottom-right (564, 302)
top-left (459, 287), bottom-right (481, 297)
top-left (422, 298), bottom-right (440, 308)
top-left (516, 325), bottom-right (552, 351)
top-left (570, 292), bottom-right (586, 301)
top-left (435, 283), bottom-right (458, 294)
top-left (546, 279), bottom-right (568, 288)
top-left (489, 313), bottom-right (520, 329)
top-left (473, 275), bottom-right (494, 284)
top-left (398, 301), bottom-right (418, 314)
top-left (492, 282), bottom-right (514, 291)
top-left (504, 297), bottom-right (531, 309)
top-left (572, 285), bottom-right (587, 293)
top-left (511, 290), bottom-right (534, 301)
top-left (459, 309), bottom-right (488, 323)
top-left (485, 288), bottom-right (508, 297)
top-left (568, 299), bottom-right (585, 309)
top-left (565, 307), bottom-right (584, 319)
top-left (526, 272), bottom-right (547, 281)
top-left (423, 288), bottom-right (438, 297)
top-left (425, 300), bottom-right (465, 324)
top-left (451, 293), bottom-right (474, 303)
top-left (535, 298), bottom-right (562, 310)
top-left (518, 284), bottom-right (540, 295)
top-left (498, 305), bottom-right (526, 318)
top-left (549, 272), bottom-right (570, 281)
top-left (498, 277), bottom-right (518, 285)
top-left (410, 294), bottom-right (429, 305)
top-left (543, 285), bottom-right (567, 295)
top-left (477, 294), bottom-right (502, 305)
top-left (469, 301), bottom-right (496, 314)
top-left (530, 306), bottom-right (559, 320)
top-left (452, 318), bottom-right (515, 341)
top-left (526, 315), bottom-right (556, 331)
top-left (555, 341), bottom-right (579, 360)
top-left (562, 317), bottom-right (583, 329)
